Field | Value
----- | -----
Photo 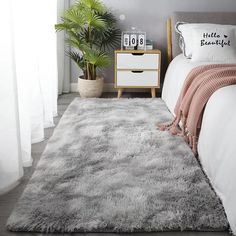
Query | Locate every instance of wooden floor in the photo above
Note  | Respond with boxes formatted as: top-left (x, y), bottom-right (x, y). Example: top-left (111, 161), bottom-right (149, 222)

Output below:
top-left (0, 93), bottom-right (230, 236)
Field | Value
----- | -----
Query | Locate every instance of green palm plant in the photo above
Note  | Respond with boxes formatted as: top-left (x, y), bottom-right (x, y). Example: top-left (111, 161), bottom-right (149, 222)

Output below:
top-left (55, 0), bottom-right (121, 80)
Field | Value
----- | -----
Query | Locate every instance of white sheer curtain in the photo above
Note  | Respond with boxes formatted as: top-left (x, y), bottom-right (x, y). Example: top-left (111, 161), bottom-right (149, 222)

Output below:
top-left (0, 0), bottom-right (23, 193)
top-left (0, 0), bottom-right (58, 194)
top-left (57, 0), bottom-right (71, 94)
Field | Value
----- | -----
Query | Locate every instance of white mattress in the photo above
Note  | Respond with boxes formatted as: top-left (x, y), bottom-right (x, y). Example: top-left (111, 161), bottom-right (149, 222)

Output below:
top-left (162, 54), bottom-right (236, 234)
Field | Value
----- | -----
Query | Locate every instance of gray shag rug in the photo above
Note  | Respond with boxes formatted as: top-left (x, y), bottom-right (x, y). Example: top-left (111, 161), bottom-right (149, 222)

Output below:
top-left (7, 98), bottom-right (228, 233)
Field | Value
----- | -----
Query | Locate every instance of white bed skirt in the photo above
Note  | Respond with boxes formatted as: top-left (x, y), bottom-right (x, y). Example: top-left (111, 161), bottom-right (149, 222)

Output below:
top-left (162, 54), bottom-right (236, 234)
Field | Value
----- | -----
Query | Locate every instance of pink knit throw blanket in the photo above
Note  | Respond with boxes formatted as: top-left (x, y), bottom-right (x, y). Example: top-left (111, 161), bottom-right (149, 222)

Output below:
top-left (158, 64), bottom-right (236, 155)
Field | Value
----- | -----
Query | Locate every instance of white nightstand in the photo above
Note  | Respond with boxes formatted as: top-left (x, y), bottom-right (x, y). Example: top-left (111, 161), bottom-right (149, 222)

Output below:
top-left (114, 50), bottom-right (161, 98)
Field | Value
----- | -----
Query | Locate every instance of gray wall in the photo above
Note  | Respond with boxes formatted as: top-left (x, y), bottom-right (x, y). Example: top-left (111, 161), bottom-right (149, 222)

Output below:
top-left (70, 0), bottom-right (236, 84)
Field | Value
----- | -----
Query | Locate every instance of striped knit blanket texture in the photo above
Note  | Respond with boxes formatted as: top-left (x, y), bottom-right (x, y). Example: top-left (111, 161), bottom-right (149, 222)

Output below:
top-left (158, 64), bottom-right (236, 155)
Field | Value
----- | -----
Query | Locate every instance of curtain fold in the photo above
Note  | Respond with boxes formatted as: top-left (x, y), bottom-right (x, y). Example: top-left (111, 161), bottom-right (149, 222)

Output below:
top-left (0, 0), bottom-right (23, 194)
top-left (0, 0), bottom-right (58, 194)
top-left (57, 0), bottom-right (71, 94)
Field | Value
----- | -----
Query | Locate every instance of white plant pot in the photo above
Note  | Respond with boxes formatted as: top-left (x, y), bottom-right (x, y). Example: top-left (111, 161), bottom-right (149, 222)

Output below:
top-left (78, 76), bottom-right (104, 98)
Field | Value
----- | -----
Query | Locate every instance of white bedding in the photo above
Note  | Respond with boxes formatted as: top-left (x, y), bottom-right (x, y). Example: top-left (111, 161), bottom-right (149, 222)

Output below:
top-left (162, 54), bottom-right (236, 234)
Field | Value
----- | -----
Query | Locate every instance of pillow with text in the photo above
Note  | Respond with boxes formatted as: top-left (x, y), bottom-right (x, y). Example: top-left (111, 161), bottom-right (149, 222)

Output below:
top-left (175, 22), bottom-right (236, 60)
top-left (191, 27), bottom-right (236, 62)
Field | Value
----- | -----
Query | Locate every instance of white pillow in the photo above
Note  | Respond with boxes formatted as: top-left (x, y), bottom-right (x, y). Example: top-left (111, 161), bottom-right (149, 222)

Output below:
top-left (191, 27), bottom-right (236, 62)
top-left (175, 22), bottom-right (236, 59)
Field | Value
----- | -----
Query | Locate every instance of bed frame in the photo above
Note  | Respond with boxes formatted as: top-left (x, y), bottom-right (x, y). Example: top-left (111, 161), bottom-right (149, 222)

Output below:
top-left (166, 12), bottom-right (236, 65)
top-left (167, 18), bottom-right (173, 65)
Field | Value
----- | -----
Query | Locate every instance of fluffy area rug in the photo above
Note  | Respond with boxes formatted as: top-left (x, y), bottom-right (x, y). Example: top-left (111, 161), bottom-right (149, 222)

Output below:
top-left (7, 98), bottom-right (228, 233)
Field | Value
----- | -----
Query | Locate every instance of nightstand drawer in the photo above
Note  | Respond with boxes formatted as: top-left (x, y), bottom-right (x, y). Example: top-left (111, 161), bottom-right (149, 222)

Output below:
top-left (117, 53), bottom-right (159, 70)
top-left (117, 70), bottom-right (159, 87)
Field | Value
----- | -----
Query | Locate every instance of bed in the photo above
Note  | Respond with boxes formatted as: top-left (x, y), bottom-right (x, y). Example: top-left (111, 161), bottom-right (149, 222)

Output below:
top-left (162, 12), bottom-right (236, 235)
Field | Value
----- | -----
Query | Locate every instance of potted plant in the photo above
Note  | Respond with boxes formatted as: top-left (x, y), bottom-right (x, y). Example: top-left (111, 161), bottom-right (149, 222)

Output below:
top-left (55, 0), bottom-right (120, 98)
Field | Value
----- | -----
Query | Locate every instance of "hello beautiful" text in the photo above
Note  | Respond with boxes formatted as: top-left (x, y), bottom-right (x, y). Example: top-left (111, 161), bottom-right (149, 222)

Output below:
top-left (200, 32), bottom-right (230, 47)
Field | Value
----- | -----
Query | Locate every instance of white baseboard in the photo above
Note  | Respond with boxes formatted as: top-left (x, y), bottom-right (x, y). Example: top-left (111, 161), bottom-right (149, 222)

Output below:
top-left (70, 83), bottom-right (116, 93)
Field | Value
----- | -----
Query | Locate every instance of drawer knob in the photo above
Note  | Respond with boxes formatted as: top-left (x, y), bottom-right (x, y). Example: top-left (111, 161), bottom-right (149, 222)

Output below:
top-left (131, 70), bottom-right (144, 73)
top-left (131, 53), bottom-right (144, 56)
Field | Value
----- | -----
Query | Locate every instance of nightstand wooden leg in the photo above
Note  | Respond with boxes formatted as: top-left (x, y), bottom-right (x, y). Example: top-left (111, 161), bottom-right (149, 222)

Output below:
top-left (117, 89), bottom-right (123, 98)
top-left (151, 88), bottom-right (156, 98)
